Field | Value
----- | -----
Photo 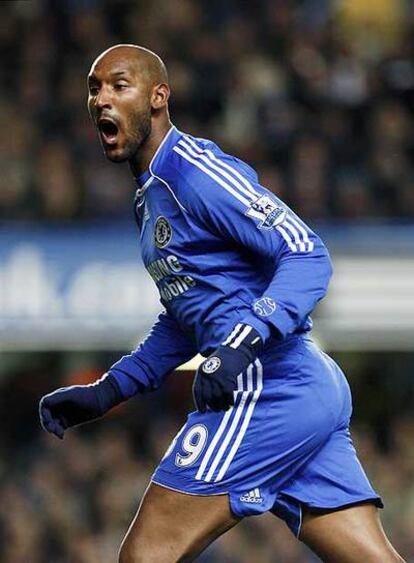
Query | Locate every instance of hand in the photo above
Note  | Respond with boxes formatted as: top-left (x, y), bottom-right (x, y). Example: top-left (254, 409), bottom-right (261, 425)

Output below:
top-left (193, 324), bottom-right (263, 413)
top-left (39, 374), bottom-right (123, 439)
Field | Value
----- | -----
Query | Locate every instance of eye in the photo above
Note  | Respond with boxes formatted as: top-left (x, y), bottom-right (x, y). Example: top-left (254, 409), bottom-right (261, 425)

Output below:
top-left (89, 85), bottom-right (99, 96)
top-left (114, 83), bottom-right (128, 91)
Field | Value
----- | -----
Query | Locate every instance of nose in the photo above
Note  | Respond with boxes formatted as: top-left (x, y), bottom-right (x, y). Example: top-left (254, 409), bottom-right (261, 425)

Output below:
top-left (95, 85), bottom-right (112, 110)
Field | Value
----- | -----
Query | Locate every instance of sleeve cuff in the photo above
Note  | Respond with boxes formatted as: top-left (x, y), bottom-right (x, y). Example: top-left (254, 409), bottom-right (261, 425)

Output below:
top-left (246, 300), bottom-right (297, 341)
top-left (264, 305), bottom-right (296, 339)
top-left (108, 355), bottom-right (149, 399)
top-left (96, 373), bottom-right (125, 411)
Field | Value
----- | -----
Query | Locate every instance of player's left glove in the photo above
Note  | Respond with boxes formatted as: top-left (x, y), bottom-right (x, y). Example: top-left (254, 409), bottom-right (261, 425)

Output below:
top-left (39, 374), bottom-right (123, 439)
top-left (193, 324), bottom-right (263, 413)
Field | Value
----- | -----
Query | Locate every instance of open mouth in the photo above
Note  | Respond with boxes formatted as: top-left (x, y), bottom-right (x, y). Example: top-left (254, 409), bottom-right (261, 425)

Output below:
top-left (98, 118), bottom-right (119, 146)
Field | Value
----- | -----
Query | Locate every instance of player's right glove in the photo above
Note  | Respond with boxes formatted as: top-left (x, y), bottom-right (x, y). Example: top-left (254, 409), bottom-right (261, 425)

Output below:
top-left (193, 323), bottom-right (263, 413)
top-left (39, 373), bottom-right (123, 439)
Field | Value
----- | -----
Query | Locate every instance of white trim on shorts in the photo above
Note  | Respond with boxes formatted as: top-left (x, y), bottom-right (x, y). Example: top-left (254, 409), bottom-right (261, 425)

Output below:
top-left (195, 359), bottom-right (263, 483)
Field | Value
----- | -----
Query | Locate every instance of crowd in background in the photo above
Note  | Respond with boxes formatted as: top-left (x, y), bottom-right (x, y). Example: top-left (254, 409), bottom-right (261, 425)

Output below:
top-left (2, 1), bottom-right (414, 561)
top-left (0, 352), bottom-right (414, 562)
top-left (2, 0), bottom-right (414, 222)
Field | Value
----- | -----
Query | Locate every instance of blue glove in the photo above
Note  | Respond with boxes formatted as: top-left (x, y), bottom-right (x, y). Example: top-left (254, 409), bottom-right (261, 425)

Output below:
top-left (39, 374), bottom-right (123, 439)
top-left (193, 324), bottom-right (263, 413)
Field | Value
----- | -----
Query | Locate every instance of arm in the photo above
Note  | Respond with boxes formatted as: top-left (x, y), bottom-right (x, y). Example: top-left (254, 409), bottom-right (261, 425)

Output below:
top-left (191, 196), bottom-right (332, 411)
top-left (175, 144), bottom-right (333, 342)
top-left (239, 220), bottom-right (333, 342)
top-left (172, 141), bottom-right (332, 411)
top-left (108, 310), bottom-right (198, 397)
top-left (39, 311), bottom-right (197, 438)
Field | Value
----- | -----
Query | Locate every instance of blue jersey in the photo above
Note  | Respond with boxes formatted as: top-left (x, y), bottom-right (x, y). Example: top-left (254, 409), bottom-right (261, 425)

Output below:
top-left (109, 126), bottom-right (333, 398)
top-left (106, 129), bottom-right (382, 531)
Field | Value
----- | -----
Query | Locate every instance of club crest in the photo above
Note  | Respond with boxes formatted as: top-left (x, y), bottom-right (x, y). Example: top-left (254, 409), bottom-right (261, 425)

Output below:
top-left (154, 216), bottom-right (172, 248)
top-left (202, 357), bottom-right (221, 374)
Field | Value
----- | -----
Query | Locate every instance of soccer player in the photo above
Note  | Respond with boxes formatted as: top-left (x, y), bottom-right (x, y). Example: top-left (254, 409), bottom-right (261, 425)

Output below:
top-left (39, 45), bottom-right (405, 563)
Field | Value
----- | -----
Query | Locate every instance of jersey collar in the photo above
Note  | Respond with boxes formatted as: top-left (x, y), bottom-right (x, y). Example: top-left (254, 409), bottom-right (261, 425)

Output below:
top-left (135, 125), bottom-right (181, 191)
top-left (149, 124), bottom-right (181, 176)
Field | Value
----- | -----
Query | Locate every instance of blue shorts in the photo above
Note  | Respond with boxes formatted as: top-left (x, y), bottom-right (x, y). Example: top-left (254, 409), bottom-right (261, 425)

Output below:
top-left (152, 336), bottom-right (382, 536)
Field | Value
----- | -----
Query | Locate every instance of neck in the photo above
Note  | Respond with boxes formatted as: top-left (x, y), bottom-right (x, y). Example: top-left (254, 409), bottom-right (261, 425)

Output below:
top-left (129, 116), bottom-right (172, 178)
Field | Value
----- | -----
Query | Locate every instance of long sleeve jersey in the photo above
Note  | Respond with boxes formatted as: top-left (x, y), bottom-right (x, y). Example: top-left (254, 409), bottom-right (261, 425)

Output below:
top-left (109, 126), bottom-right (333, 398)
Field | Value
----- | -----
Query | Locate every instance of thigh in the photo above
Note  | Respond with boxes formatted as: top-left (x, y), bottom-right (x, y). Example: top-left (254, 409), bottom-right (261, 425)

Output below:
top-left (118, 482), bottom-right (240, 563)
top-left (300, 503), bottom-right (405, 563)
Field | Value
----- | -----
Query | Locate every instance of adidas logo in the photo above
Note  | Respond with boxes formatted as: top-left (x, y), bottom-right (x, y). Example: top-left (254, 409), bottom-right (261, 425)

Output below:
top-left (240, 488), bottom-right (263, 504)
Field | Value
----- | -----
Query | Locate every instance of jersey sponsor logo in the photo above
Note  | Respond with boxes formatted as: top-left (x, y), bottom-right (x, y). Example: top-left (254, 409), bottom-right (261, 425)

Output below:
top-left (147, 255), bottom-right (183, 282)
top-left (240, 488), bottom-right (263, 504)
top-left (159, 275), bottom-right (196, 302)
top-left (253, 297), bottom-right (276, 317)
top-left (246, 195), bottom-right (287, 230)
top-left (154, 216), bottom-right (172, 248)
top-left (146, 255), bottom-right (196, 302)
top-left (202, 357), bottom-right (221, 374)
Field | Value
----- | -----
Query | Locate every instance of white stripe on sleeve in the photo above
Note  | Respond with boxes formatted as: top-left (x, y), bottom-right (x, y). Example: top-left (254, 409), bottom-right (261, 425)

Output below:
top-left (283, 219), bottom-right (306, 252)
top-left (183, 136), bottom-right (260, 197)
top-left (173, 146), bottom-right (252, 207)
top-left (288, 215), bottom-right (314, 252)
top-left (178, 139), bottom-right (256, 202)
top-left (276, 225), bottom-right (297, 252)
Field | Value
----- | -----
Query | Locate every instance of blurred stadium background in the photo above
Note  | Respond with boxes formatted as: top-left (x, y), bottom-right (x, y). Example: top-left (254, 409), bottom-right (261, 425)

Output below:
top-left (1, 0), bottom-right (414, 561)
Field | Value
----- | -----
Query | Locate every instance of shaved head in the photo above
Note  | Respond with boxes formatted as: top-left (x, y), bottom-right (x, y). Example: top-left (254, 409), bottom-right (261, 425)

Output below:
top-left (91, 44), bottom-right (168, 90)
top-left (87, 43), bottom-right (171, 171)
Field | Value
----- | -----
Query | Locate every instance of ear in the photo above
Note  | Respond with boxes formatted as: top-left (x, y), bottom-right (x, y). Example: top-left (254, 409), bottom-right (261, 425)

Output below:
top-left (151, 83), bottom-right (170, 110)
